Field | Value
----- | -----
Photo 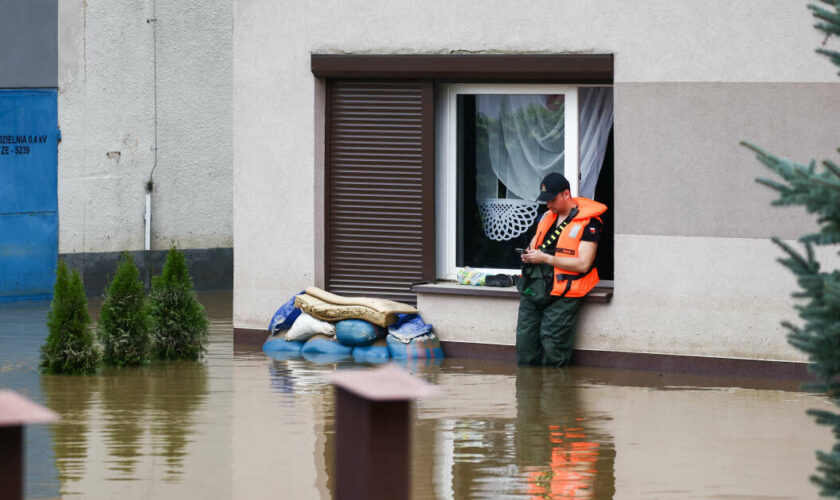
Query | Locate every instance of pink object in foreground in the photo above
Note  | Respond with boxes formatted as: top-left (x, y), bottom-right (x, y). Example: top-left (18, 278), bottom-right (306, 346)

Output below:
top-left (327, 363), bottom-right (441, 401)
top-left (0, 390), bottom-right (59, 500)
top-left (0, 390), bottom-right (59, 427)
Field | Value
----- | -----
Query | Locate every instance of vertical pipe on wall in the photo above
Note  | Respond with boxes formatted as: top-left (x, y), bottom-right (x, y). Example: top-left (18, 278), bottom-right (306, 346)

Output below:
top-left (144, 190), bottom-right (151, 251)
top-left (145, 0), bottom-right (158, 287)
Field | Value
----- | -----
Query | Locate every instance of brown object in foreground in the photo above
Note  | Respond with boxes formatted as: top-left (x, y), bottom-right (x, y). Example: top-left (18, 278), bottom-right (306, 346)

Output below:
top-left (0, 390), bottom-right (60, 500)
top-left (328, 364), bottom-right (439, 500)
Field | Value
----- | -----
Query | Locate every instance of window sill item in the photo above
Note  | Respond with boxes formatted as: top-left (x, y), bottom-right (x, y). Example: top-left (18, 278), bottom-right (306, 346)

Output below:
top-left (412, 280), bottom-right (614, 303)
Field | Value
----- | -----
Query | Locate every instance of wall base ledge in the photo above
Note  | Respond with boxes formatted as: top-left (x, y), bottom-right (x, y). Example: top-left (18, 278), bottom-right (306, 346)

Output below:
top-left (441, 341), bottom-right (811, 380)
top-left (234, 328), bottom-right (810, 380)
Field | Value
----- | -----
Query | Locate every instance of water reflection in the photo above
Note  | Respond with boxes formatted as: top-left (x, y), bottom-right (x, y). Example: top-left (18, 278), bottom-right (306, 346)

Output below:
top-left (264, 357), bottom-right (617, 498)
top-left (3, 292), bottom-right (834, 499)
top-left (148, 360), bottom-right (209, 480)
top-left (40, 374), bottom-right (97, 495)
top-left (266, 351), bottom-right (302, 396)
top-left (514, 367), bottom-right (615, 499)
top-left (40, 360), bottom-right (210, 491)
top-left (99, 368), bottom-right (151, 478)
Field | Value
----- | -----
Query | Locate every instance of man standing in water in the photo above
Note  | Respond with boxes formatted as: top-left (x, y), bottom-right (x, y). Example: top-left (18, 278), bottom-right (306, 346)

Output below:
top-left (517, 173), bottom-right (607, 367)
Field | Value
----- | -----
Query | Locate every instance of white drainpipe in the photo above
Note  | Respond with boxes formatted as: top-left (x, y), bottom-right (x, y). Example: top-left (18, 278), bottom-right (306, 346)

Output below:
top-left (144, 192), bottom-right (151, 251)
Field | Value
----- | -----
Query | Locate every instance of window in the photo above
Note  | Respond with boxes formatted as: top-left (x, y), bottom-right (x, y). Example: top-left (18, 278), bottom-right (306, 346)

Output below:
top-left (436, 84), bottom-right (614, 280)
top-left (313, 54), bottom-right (615, 298)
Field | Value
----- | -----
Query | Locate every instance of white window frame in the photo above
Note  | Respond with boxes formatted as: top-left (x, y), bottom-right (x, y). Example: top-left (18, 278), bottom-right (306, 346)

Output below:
top-left (435, 83), bottom-right (580, 280)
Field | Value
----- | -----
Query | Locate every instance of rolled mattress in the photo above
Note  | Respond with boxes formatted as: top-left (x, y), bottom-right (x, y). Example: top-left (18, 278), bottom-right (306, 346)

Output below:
top-left (295, 292), bottom-right (411, 327)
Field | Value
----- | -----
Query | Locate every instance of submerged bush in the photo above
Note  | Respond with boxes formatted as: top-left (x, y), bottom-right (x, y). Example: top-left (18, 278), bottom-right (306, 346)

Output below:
top-left (149, 246), bottom-right (209, 360)
top-left (98, 253), bottom-right (152, 366)
top-left (40, 261), bottom-right (100, 374)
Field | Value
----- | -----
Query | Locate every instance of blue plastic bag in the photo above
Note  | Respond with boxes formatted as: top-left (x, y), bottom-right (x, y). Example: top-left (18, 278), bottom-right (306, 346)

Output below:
top-left (268, 291), bottom-right (304, 333)
top-left (352, 345), bottom-right (391, 363)
top-left (387, 332), bottom-right (444, 360)
top-left (301, 336), bottom-right (354, 356)
top-left (387, 314), bottom-right (434, 342)
top-left (335, 319), bottom-right (384, 347)
top-left (262, 335), bottom-right (304, 353)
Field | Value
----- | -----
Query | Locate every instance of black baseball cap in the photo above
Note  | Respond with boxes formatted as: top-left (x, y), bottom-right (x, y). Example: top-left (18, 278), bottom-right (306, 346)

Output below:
top-left (536, 173), bottom-right (571, 202)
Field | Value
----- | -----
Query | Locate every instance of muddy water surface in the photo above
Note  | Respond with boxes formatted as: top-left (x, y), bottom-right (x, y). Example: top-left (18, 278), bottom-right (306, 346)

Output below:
top-left (0, 291), bottom-right (832, 499)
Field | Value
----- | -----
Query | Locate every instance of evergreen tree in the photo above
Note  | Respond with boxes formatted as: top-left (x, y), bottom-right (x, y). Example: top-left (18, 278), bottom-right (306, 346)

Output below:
top-left (40, 260), bottom-right (99, 374)
top-left (98, 253), bottom-right (152, 366)
top-left (744, 1), bottom-right (840, 496)
top-left (149, 246), bottom-right (209, 360)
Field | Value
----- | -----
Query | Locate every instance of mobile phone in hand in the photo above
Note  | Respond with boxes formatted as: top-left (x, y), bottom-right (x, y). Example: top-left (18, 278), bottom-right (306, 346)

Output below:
top-left (515, 248), bottom-right (526, 254)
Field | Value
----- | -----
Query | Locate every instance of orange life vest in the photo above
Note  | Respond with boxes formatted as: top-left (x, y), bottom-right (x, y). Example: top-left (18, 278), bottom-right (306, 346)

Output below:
top-left (533, 197), bottom-right (607, 298)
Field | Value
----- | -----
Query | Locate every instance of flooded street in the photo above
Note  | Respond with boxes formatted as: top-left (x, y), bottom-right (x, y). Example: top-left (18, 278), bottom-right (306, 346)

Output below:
top-left (0, 290), bottom-right (832, 499)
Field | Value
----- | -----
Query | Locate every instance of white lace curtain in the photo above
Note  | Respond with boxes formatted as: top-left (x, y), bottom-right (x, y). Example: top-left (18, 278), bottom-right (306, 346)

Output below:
top-left (475, 88), bottom-right (613, 241)
top-left (578, 87), bottom-right (614, 199)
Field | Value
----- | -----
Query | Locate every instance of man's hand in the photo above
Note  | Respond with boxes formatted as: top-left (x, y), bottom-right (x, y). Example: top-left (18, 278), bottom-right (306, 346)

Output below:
top-left (521, 249), bottom-right (547, 265)
top-left (521, 242), bottom-right (598, 273)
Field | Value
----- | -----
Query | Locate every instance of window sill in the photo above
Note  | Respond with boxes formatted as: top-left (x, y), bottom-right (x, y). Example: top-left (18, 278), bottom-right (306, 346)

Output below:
top-left (412, 280), bottom-right (614, 303)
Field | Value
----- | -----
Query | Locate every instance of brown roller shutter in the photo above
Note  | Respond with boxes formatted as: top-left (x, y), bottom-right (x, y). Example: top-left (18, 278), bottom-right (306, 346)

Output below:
top-left (325, 80), bottom-right (435, 304)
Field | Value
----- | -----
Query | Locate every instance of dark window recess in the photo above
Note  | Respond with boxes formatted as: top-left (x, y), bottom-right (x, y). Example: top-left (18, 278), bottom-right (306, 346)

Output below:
top-left (325, 80), bottom-right (435, 305)
top-left (592, 127), bottom-right (614, 281)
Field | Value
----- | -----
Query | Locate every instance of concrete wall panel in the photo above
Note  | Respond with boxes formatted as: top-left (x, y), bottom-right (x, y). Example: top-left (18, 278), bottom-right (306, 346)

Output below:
top-left (615, 82), bottom-right (840, 239)
top-left (58, 0), bottom-right (232, 254)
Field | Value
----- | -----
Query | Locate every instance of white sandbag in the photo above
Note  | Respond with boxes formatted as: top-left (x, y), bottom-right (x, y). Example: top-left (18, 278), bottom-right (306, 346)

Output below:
top-left (285, 312), bottom-right (335, 342)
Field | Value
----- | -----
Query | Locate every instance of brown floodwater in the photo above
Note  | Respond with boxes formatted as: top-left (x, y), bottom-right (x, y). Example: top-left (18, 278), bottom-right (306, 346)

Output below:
top-left (0, 290), bottom-right (833, 499)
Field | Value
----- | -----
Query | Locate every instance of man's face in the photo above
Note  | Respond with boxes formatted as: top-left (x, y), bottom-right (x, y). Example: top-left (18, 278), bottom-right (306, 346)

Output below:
top-left (546, 190), bottom-right (571, 214)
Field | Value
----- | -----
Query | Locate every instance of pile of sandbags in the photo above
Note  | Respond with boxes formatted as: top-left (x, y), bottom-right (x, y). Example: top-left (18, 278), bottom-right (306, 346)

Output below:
top-left (262, 287), bottom-right (443, 362)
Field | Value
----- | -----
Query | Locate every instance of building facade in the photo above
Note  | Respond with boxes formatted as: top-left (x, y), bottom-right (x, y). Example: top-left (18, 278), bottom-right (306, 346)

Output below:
top-left (57, 0), bottom-right (234, 294)
top-left (0, 0), bottom-right (233, 299)
top-left (233, 1), bottom-right (840, 364)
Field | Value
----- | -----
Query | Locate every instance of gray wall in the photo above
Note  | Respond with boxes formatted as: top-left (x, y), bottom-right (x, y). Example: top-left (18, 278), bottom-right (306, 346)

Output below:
top-left (615, 82), bottom-right (838, 240)
top-left (58, 0), bottom-right (233, 255)
top-left (0, 0), bottom-right (57, 88)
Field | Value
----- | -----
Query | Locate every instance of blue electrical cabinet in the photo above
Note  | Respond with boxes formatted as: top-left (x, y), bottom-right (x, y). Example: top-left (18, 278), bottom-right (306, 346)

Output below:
top-left (0, 89), bottom-right (58, 301)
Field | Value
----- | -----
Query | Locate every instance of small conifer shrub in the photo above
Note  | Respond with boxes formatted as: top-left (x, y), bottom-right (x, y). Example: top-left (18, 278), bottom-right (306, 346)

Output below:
top-left (98, 253), bottom-right (152, 366)
top-left (149, 246), bottom-right (209, 360)
top-left (40, 261), bottom-right (100, 374)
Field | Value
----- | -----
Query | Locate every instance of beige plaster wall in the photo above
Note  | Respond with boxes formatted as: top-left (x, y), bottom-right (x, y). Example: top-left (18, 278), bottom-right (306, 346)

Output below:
top-left (233, 0), bottom-right (840, 361)
top-left (419, 234), bottom-right (840, 361)
top-left (615, 83), bottom-right (840, 239)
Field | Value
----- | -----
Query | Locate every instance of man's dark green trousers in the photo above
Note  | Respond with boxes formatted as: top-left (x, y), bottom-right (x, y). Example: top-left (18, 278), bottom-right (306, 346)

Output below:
top-left (516, 271), bottom-right (583, 367)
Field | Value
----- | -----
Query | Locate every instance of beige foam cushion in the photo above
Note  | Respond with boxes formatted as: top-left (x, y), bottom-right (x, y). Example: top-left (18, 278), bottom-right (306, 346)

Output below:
top-left (304, 286), bottom-right (417, 314)
top-left (295, 293), bottom-right (397, 327)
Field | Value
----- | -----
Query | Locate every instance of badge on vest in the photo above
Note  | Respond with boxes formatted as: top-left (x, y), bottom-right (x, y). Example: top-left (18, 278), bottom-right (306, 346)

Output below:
top-left (569, 225), bottom-right (581, 238)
